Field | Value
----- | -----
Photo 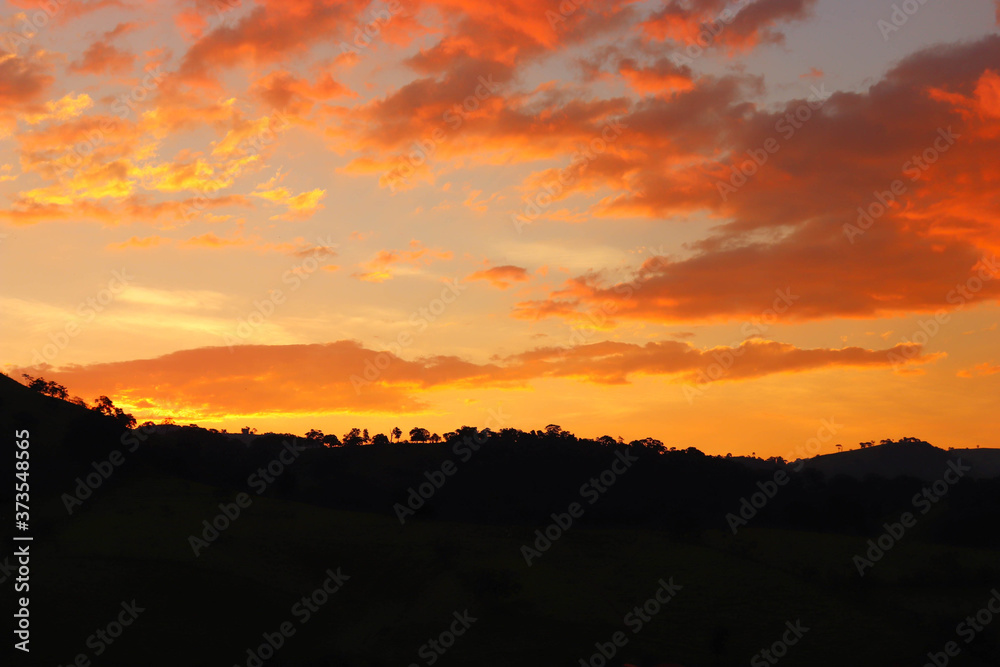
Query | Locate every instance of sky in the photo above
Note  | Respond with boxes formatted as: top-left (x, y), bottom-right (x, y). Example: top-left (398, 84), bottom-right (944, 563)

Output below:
top-left (1, 0), bottom-right (999, 457)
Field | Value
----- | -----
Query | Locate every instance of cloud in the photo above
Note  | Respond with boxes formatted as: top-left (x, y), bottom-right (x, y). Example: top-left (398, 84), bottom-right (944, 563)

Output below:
top-left (107, 235), bottom-right (172, 250)
top-left (117, 287), bottom-right (230, 310)
top-left (251, 182), bottom-right (327, 221)
top-left (6, 0), bottom-right (127, 22)
top-left (70, 42), bottom-right (134, 75)
top-left (512, 236), bottom-right (1000, 325)
top-left (957, 361), bottom-right (1000, 378)
top-left (465, 265), bottom-right (530, 289)
top-left (354, 240), bottom-right (453, 282)
top-left (179, 232), bottom-right (253, 249)
top-left (641, 0), bottom-right (817, 52)
top-left (250, 70), bottom-right (354, 114)
top-left (12, 337), bottom-right (935, 419)
top-left (498, 36), bottom-right (1000, 324)
top-left (0, 51), bottom-right (55, 135)
top-left (175, 0), bottom-right (373, 85)
top-left (20, 93), bottom-right (93, 124)
top-left (618, 57), bottom-right (694, 96)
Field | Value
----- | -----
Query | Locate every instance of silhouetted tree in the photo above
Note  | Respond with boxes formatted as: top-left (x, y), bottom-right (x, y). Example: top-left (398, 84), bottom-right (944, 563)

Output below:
top-left (391, 427), bottom-right (402, 442)
top-left (21, 374), bottom-right (69, 399)
top-left (343, 428), bottom-right (363, 447)
top-left (430, 433), bottom-right (441, 443)
top-left (305, 429), bottom-right (324, 443)
top-left (629, 437), bottom-right (665, 453)
top-left (362, 428), bottom-right (370, 444)
top-left (410, 427), bottom-right (430, 442)
top-left (372, 433), bottom-right (390, 446)
top-left (91, 395), bottom-right (136, 429)
top-left (322, 433), bottom-right (341, 448)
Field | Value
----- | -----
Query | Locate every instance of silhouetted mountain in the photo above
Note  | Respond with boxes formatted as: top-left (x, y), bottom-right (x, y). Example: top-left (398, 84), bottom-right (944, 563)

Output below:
top-left (800, 438), bottom-right (1000, 481)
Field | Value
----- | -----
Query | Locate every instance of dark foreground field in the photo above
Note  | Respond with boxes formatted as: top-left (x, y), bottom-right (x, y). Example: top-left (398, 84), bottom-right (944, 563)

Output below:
top-left (17, 471), bottom-right (1000, 667)
top-left (3, 375), bottom-right (1000, 666)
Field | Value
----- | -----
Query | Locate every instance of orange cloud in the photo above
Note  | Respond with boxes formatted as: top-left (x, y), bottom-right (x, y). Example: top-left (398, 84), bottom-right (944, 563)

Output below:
top-left (512, 239), bottom-right (1000, 325)
top-left (641, 0), bottom-right (817, 53)
top-left (108, 235), bottom-right (171, 250)
top-left (251, 181), bottom-right (327, 221)
top-left (354, 240), bottom-right (453, 282)
top-left (619, 57), bottom-right (694, 96)
top-left (175, 0), bottom-right (373, 85)
top-left (957, 362), bottom-right (1000, 378)
top-left (70, 38), bottom-right (135, 76)
top-left (251, 70), bottom-right (354, 114)
top-left (465, 265), bottom-right (530, 289)
top-left (12, 338), bottom-right (933, 420)
top-left (0, 51), bottom-right (55, 135)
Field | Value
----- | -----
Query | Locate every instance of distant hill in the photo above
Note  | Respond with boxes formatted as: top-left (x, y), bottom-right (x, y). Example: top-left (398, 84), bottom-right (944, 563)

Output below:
top-left (799, 439), bottom-right (1000, 481)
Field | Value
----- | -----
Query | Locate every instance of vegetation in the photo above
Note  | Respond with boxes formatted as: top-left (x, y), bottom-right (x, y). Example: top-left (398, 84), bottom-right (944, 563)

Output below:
top-left (6, 374), bottom-right (999, 666)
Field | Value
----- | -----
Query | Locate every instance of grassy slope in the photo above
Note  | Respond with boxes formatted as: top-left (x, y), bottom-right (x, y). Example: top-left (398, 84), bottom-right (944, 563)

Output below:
top-left (21, 469), bottom-right (1000, 667)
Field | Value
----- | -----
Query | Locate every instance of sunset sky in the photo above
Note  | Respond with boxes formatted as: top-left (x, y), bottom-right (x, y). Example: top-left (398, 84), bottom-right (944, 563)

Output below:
top-left (1, 0), bottom-right (999, 456)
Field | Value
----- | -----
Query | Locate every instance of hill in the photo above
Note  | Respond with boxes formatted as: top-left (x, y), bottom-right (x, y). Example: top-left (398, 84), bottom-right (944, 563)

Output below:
top-left (799, 439), bottom-right (1000, 481)
top-left (3, 374), bottom-right (1000, 666)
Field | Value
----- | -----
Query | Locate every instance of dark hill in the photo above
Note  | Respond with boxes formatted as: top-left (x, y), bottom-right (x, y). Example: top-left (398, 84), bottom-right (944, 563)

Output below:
top-left (800, 439), bottom-right (1000, 481)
